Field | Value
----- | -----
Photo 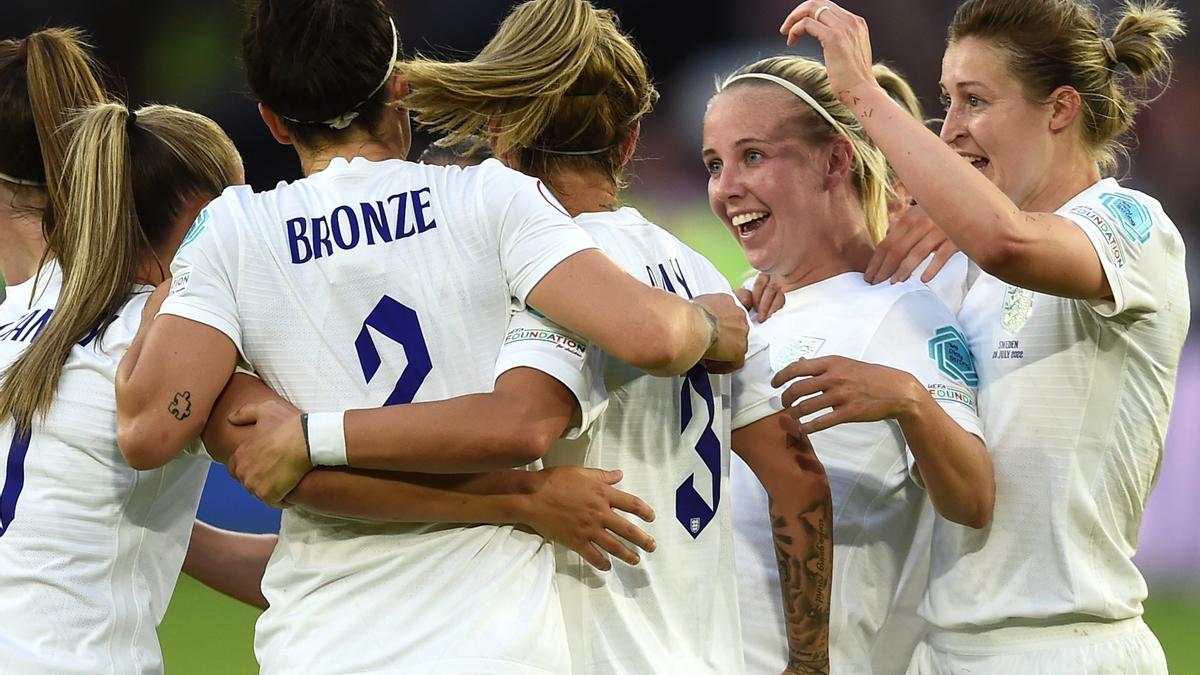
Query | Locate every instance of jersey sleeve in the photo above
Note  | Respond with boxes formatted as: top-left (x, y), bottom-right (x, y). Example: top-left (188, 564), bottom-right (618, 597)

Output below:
top-left (493, 309), bottom-right (609, 440)
top-left (860, 290), bottom-right (985, 481)
top-left (731, 323), bottom-right (784, 430)
top-left (1060, 189), bottom-right (1175, 320)
top-left (475, 161), bottom-right (597, 307)
top-left (157, 192), bottom-right (244, 352)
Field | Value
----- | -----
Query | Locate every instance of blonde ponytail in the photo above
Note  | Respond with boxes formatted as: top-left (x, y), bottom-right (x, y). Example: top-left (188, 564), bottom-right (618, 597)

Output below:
top-left (401, 0), bottom-right (656, 190)
top-left (0, 103), bottom-right (239, 430)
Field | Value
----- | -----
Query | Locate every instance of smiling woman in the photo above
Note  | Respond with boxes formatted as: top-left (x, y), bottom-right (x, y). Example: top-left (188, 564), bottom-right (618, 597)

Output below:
top-left (776, 0), bottom-right (1189, 672)
top-left (703, 55), bottom-right (994, 674)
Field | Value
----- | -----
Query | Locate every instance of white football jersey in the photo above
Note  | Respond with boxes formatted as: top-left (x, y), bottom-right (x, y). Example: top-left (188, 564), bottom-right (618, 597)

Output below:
top-left (731, 273), bottom-right (984, 675)
top-left (923, 178), bottom-right (1189, 630)
top-left (0, 262), bottom-right (209, 674)
top-left (159, 157), bottom-right (596, 674)
top-left (494, 207), bottom-right (779, 675)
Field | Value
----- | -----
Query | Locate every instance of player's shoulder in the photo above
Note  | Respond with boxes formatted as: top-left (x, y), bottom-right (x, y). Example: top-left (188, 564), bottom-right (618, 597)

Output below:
top-left (1061, 177), bottom-right (1179, 248)
top-left (581, 207), bottom-right (731, 293)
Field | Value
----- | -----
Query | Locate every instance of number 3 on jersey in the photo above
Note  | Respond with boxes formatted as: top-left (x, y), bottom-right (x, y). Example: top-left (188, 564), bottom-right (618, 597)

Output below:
top-left (355, 296), bottom-right (432, 406)
top-left (0, 427), bottom-right (32, 538)
top-left (675, 365), bottom-right (720, 539)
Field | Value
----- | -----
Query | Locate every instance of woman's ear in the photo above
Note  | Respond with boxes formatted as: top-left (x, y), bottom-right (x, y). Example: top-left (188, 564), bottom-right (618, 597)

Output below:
top-left (258, 103), bottom-right (294, 146)
top-left (1047, 85), bottom-right (1083, 134)
top-left (825, 136), bottom-right (855, 191)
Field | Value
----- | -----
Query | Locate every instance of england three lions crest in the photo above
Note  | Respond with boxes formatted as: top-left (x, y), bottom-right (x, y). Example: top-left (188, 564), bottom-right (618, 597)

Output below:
top-left (1001, 284), bottom-right (1034, 336)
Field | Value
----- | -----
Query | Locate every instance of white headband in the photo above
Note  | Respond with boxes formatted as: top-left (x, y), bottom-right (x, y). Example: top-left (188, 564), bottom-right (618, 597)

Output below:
top-left (0, 170), bottom-right (45, 187)
top-left (723, 72), bottom-right (844, 135)
top-left (280, 17), bottom-right (399, 130)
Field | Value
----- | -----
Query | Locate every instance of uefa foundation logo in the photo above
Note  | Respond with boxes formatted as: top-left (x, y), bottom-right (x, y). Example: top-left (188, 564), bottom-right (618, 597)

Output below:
top-left (928, 326), bottom-right (978, 387)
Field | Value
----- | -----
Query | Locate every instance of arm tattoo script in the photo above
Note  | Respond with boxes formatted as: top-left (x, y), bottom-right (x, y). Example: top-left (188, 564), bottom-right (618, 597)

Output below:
top-left (168, 391), bottom-right (193, 421)
top-left (772, 432), bottom-right (832, 675)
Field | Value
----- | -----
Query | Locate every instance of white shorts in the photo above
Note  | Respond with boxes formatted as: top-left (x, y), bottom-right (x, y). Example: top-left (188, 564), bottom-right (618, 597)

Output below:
top-left (907, 617), bottom-right (1167, 675)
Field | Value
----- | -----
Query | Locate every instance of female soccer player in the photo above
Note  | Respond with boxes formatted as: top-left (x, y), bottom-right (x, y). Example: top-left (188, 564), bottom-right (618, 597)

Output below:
top-left (395, 2), bottom-right (831, 672)
top-left (0, 98), bottom-right (244, 673)
top-left (115, 0), bottom-right (750, 672)
top-left (703, 56), bottom-right (993, 673)
top-left (220, 2), bottom-right (831, 671)
top-left (781, 0), bottom-right (1187, 671)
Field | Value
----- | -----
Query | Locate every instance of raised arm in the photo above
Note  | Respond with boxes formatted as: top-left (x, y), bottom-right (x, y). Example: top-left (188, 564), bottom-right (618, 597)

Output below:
top-left (780, 1), bottom-right (1108, 300)
top-left (733, 412), bottom-right (832, 675)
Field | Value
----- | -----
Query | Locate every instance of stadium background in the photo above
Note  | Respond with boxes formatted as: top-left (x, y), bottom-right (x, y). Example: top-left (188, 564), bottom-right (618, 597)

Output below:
top-left (4, 0), bottom-right (1198, 671)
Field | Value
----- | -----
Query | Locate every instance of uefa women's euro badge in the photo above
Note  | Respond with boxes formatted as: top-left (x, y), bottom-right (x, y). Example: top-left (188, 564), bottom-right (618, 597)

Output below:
top-left (772, 336), bottom-right (826, 372)
top-left (1001, 284), bottom-right (1034, 336)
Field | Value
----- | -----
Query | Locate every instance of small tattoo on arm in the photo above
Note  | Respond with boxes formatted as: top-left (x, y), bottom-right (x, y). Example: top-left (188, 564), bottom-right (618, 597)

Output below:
top-left (168, 391), bottom-right (192, 421)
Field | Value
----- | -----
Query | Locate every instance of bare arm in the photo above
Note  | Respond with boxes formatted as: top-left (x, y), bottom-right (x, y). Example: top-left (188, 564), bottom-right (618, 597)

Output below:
top-left (733, 412), bottom-right (832, 675)
top-left (526, 250), bottom-right (748, 375)
top-left (780, 2), bottom-right (1108, 300)
top-left (205, 375), bottom-right (656, 570)
top-left (774, 356), bottom-right (994, 528)
top-left (183, 521), bottom-right (275, 610)
top-left (116, 282), bottom-right (238, 470)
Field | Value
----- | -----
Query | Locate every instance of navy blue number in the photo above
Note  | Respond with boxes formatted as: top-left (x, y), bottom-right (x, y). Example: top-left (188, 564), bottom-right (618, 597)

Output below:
top-left (354, 296), bottom-right (432, 405)
top-left (675, 365), bottom-right (721, 539)
top-left (0, 427), bottom-right (31, 538)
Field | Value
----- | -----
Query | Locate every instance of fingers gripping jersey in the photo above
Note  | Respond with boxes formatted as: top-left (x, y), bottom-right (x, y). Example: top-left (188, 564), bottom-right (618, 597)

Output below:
top-left (0, 263), bottom-right (209, 674)
top-left (494, 207), bottom-right (780, 675)
top-left (159, 157), bottom-right (596, 674)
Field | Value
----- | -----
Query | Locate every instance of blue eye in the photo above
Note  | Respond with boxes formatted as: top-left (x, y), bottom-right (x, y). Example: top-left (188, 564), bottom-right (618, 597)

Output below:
top-left (968, 95), bottom-right (983, 107)
top-left (705, 159), bottom-right (722, 176)
top-left (939, 94), bottom-right (951, 110)
top-left (746, 150), bottom-right (764, 163)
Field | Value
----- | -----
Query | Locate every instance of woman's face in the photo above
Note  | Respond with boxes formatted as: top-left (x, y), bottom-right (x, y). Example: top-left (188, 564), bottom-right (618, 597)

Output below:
top-left (702, 86), bottom-right (828, 276)
top-left (939, 37), bottom-right (1057, 208)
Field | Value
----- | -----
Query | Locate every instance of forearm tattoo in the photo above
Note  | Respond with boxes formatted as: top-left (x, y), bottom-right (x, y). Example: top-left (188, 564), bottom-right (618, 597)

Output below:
top-left (772, 433), bottom-right (832, 675)
top-left (168, 391), bottom-right (193, 421)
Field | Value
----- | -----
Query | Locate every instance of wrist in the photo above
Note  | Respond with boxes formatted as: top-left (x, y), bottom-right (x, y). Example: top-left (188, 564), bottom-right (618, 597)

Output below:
top-left (840, 80), bottom-right (889, 118)
top-left (693, 302), bottom-right (720, 353)
top-left (508, 472), bottom-right (542, 526)
top-left (305, 411), bottom-right (348, 466)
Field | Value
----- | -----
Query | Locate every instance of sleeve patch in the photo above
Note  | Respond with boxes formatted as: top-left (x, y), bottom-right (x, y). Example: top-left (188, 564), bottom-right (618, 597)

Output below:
top-left (1098, 192), bottom-right (1151, 244)
top-left (178, 208), bottom-right (210, 250)
top-left (927, 383), bottom-right (976, 410)
top-left (928, 325), bottom-right (978, 386)
top-left (169, 267), bottom-right (192, 296)
top-left (503, 326), bottom-right (586, 359)
top-left (1068, 205), bottom-right (1126, 268)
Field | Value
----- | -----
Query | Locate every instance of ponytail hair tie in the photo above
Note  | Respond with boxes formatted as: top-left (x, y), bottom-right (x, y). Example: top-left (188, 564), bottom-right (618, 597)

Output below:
top-left (1101, 37), bottom-right (1118, 65)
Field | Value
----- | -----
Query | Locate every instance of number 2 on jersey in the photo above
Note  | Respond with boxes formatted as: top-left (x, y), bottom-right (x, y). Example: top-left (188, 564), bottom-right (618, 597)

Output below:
top-left (0, 427), bottom-right (31, 537)
top-left (355, 296), bottom-right (432, 406)
top-left (675, 365), bottom-right (720, 539)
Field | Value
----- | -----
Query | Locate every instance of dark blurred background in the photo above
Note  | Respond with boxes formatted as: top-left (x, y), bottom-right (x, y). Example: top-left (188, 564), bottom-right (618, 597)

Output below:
top-left (5, 1), bottom-right (1199, 671)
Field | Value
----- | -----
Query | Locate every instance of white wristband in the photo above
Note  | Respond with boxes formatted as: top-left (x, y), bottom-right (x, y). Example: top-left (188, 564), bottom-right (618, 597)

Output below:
top-left (307, 411), bottom-right (348, 466)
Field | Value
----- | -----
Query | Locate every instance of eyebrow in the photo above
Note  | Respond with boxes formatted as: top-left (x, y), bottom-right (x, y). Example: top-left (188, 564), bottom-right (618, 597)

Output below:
top-left (701, 136), bottom-right (775, 156)
top-left (940, 80), bottom-right (990, 91)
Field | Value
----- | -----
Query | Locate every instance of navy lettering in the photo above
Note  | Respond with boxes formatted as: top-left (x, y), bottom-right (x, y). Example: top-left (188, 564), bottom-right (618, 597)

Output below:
top-left (361, 201), bottom-right (391, 245)
top-left (669, 259), bottom-right (693, 299)
top-left (331, 205), bottom-right (361, 250)
top-left (287, 217), bottom-right (313, 264)
top-left (285, 188), bottom-right (439, 265)
top-left (312, 216), bottom-right (333, 258)
top-left (412, 187), bottom-right (437, 233)
top-left (389, 193), bottom-right (414, 239)
top-left (22, 310), bottom-right (53, 342)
